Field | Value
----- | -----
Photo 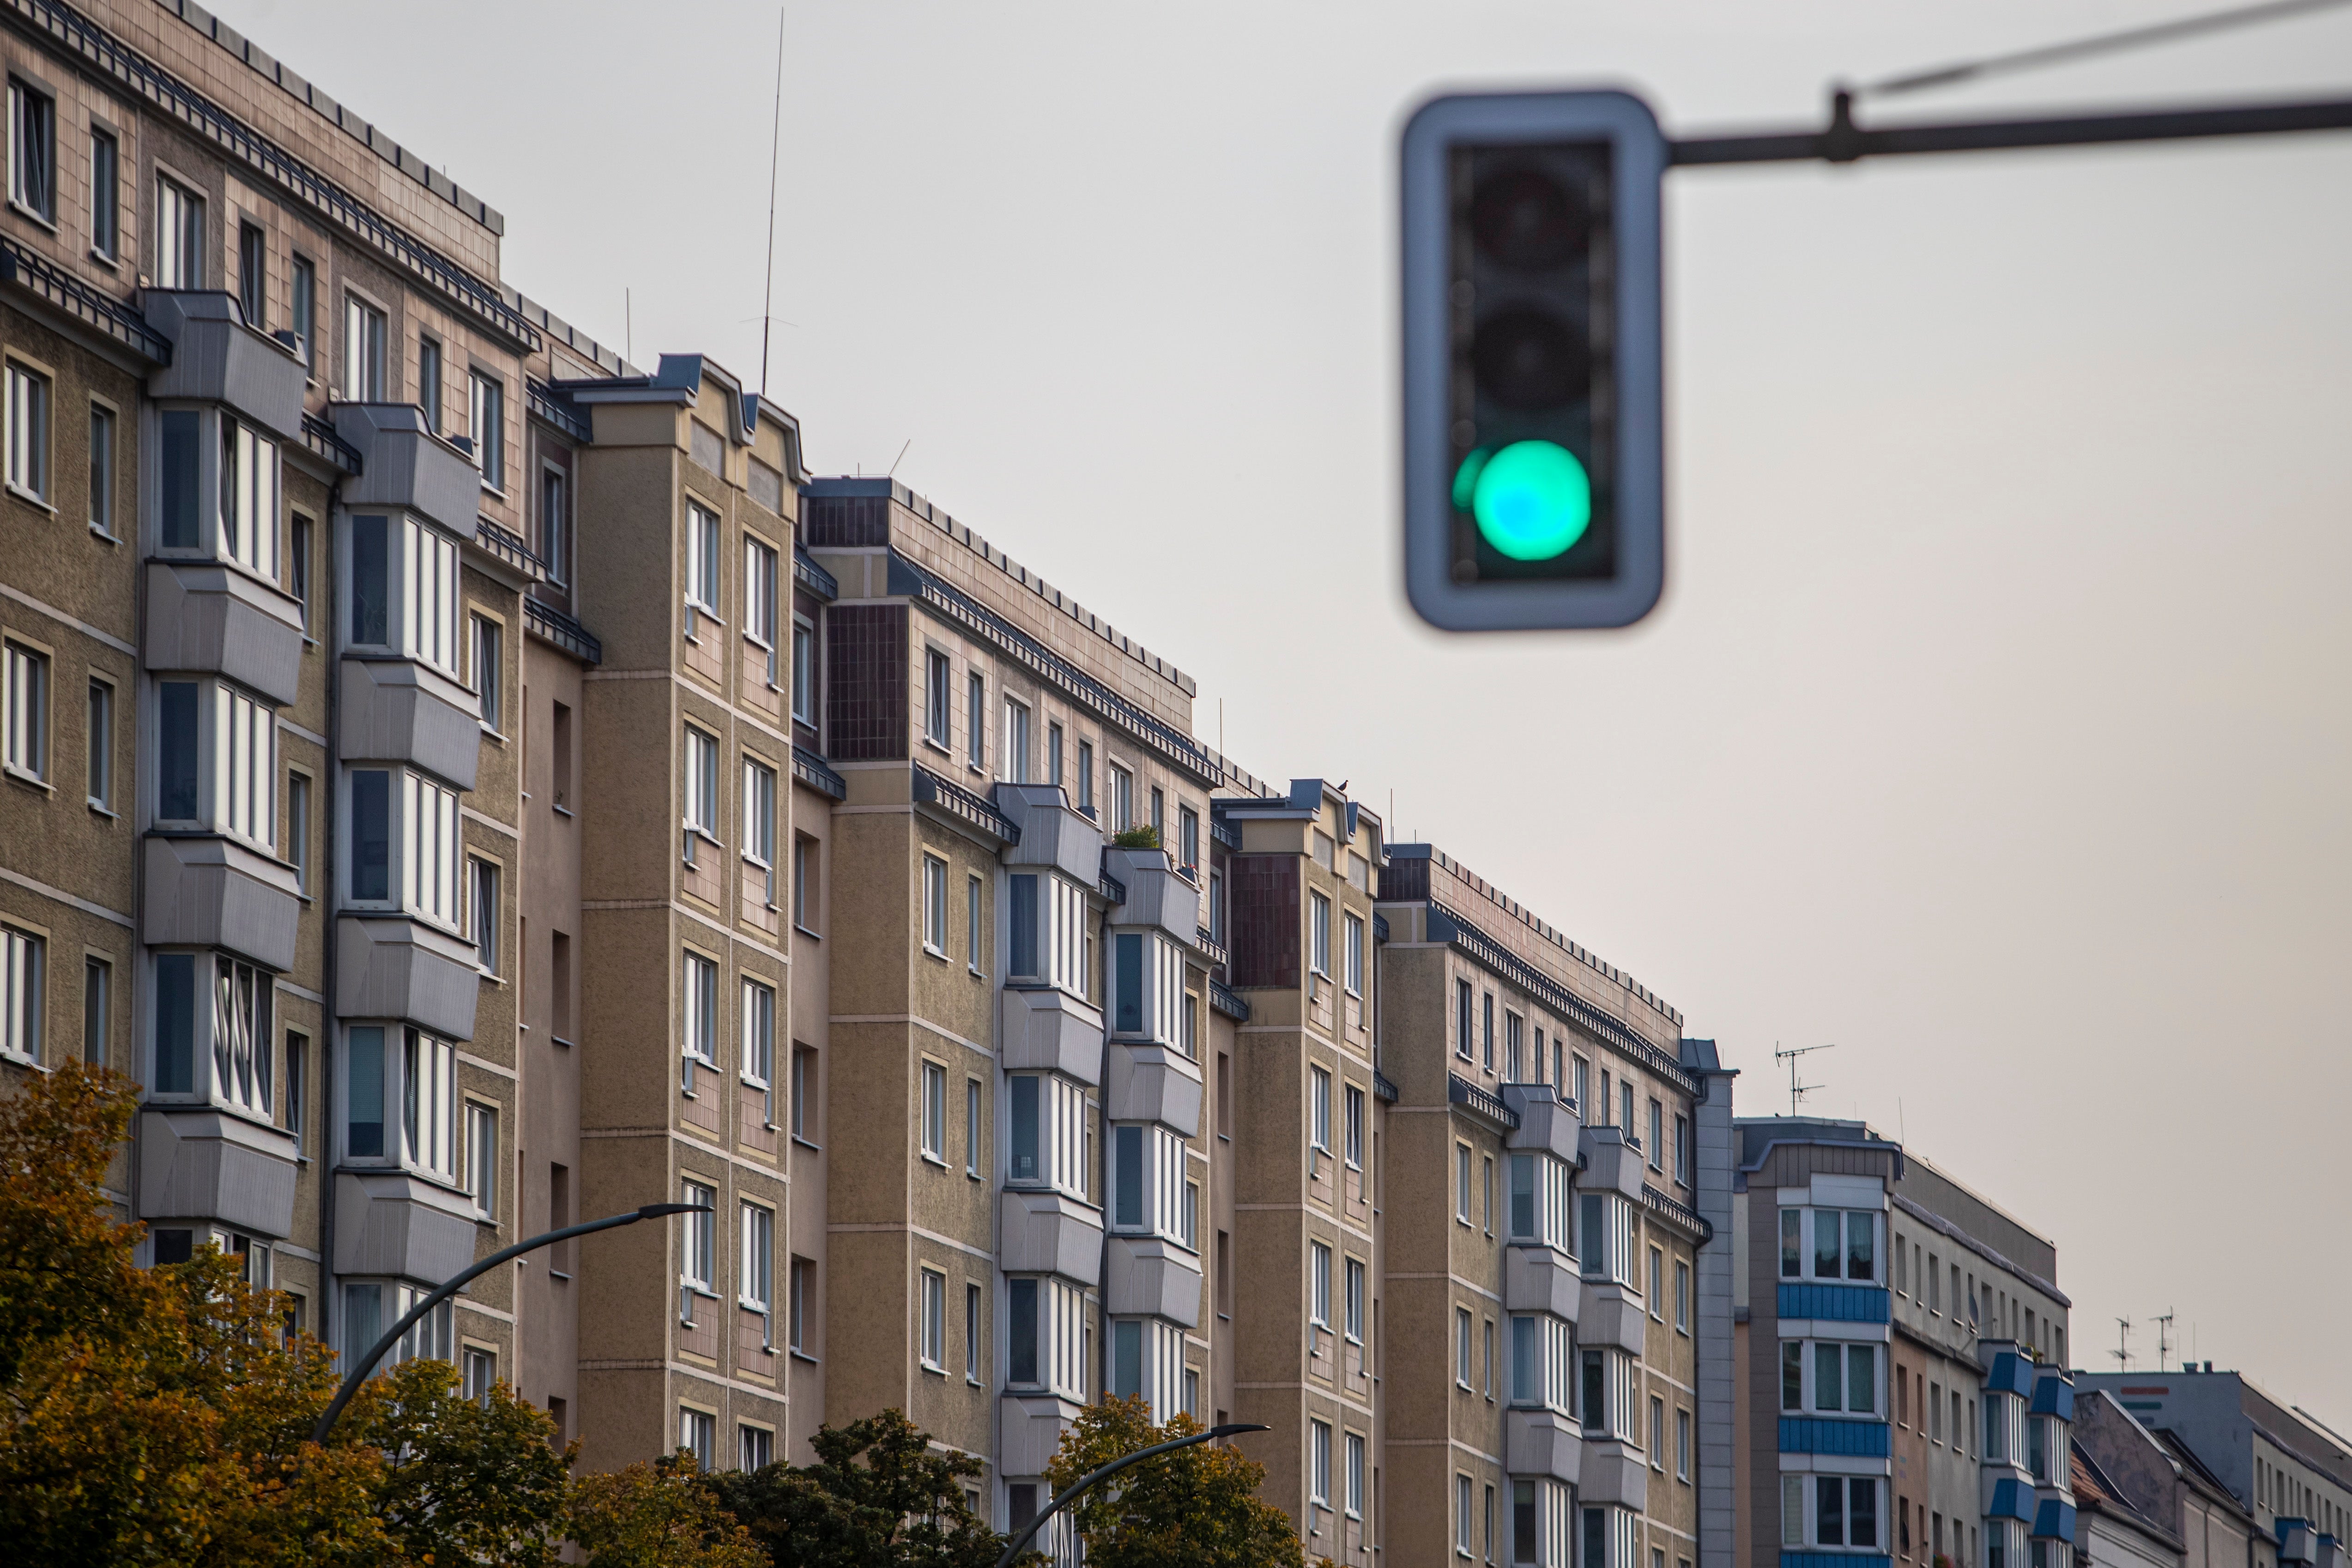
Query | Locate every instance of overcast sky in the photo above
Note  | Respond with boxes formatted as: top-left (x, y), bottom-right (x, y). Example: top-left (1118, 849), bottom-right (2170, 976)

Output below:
top-left (210, 0), bottom-right (2352, 1419)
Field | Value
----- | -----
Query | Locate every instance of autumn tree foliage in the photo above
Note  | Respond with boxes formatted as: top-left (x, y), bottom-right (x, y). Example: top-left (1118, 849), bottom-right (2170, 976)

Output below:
top-left (1045, 1398), bottom-right (1325, 1568)
top-left (704, 1408), bottom-right (1004, 1568)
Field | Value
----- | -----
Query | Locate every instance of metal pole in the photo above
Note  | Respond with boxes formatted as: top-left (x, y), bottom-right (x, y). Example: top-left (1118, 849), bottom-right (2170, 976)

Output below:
top-left (310, 1201), bottom-right (709, 1447)
top-left (992, 1423), bottom-right (1270, 1568)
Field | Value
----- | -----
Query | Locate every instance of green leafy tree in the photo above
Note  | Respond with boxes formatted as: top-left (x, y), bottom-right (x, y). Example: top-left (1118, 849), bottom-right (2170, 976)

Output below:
top-left (570, 1451), bottom-right (764, 1568)
top-left (1045, 1398), bottom-right (1317, 1568)
top-left (705, 1408), bottom-right (1004, 1568)
top-left (351, 1355), bottom-right (575, 1568)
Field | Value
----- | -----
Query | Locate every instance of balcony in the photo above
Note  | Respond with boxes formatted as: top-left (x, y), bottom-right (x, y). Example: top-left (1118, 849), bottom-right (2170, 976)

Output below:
top-left (142, 834), bottom-right (300, 972)
top-left (1102, 1235), bottom-right (1202, 1327)
top-left (994, 783), bottom-right (1100, 884)
top-left (998, 1189), bottom-right (1103, 1284)
top-left (136, 1108), bottom-right (298, 1238)
top-left (339, 657), bottom-right (481, 788)
top-left (1105, 1040), bottom-right (1202, 1137)
top-left (333, 1169), bottom-right (479, 1283)
top-left (144, 560), bottom-right (304, 708)
top-left (913, 765), bottom-right (1021, 846)
top-left (524, 598), bottom-right (602, 665)
top-left (142, 291), bottom-right (305, 439)
top-left (1504, 1243), bottom-right (1581, 1321)
top-left (331, 403), bottom-right (484, 536)
top-left (1503, 1408), bottom-right (1582, 1486)
top-left (1450, 1072), bottom-right (1520, 1132)
top-left (1102, 847), bottom-right (1199, 944)
top-left (792, 745), bottom-right (846, 802)
top-left (1578, 1279), bottom-right (1649, 1354)
top-left (1000, 987), bottom-right (1104, 1085)
top-left (336, 916), bottom-right (480, 1041)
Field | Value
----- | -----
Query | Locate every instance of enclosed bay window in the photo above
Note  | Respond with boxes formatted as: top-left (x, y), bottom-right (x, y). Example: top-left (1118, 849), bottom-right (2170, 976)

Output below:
top-left (1787, 1475), bottom-right (1880, 1550)
top-left (1110, 1316), bottom-right (1185, 1422)
top-left (343, 1282), bottom-right (450, 1371)
top-left (342, 1023), bottom-right (456, 1181)
top-left (1511, 1314), bottom-right (1574, 1412)
top-left (1578, 1190), bottom-right (1634, 1283)
top-left (149, 951), bottom-right (273, 1119)
top-left (1985, 1391), bottom-right (2017, 1463)
top-left (1007, 1072), bottom-right (1088, 1198)
top-left (1510, 1152), bottom-right (1572, 1253)
top-left (155, 409), bottom-right (283, 579)
top-left (1109, 1123), bottom-right (1185, 1239)
top-left (1579, 1345), bottom-right (1638, 1439)
top-left (345, 514), bottom-right (460, 674)
top-left (345, 767), bottom-right (460, 927)
top-left (155, 678), bottom-right (275, 848)
top-left (1111, 929), bottom-right (1184, 1040)
top-left (1007, 1275), bottom-right (1086, 1398)
top-left (1007, 872), bottom-right (1087, 994)
top-left (1778, 1338), bottom-right (1880, 1415)
top-left (1779, 1207), bottom-right (1881, 1283)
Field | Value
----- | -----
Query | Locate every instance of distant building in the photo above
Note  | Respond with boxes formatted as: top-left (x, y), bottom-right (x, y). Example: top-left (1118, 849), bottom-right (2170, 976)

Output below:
top-left (1731, 1118), bottom-right (2076, 1568)
top-left (2070, 1386), bottom-right (2269, 1568)
top-left (2075, 1367), bottom-right (2351, 1568)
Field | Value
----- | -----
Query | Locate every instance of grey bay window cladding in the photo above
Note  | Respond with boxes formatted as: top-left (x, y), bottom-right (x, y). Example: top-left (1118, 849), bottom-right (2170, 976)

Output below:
top-left (142, 836), bottom-right (299, 973)
top-left (136, 1106), bottom-right (298, 1239)
top-left (331, 403), bottom-right (485, 536)
top-left (143, 291), bottom-right (308, 442)
top-left (338, 659), bottom-right (481, 790)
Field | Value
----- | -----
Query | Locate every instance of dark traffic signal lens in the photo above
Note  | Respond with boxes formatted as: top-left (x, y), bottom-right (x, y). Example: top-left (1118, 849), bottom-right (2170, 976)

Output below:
top-left (1469, 309), bottom-right (1587, 409)
top-left (1469, 168), bottom-right (1586, 270)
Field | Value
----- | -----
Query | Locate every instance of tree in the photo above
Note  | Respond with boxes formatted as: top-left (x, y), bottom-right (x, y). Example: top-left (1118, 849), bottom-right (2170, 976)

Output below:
top-left (351, 1356), bottom-right (575, 1568)
top-left (704, 1408), bottom-right (1004, 1568)
top-left (1045, 1398), bottom-right (1318, 1568)
top-left (570, 1452), bottom-right (765, 1568)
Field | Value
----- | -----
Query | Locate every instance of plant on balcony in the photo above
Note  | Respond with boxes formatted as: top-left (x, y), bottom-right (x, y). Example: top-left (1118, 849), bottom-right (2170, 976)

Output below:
top-left (1046, 1398), bottom-right (1327, 1568)
top-left (1110, 824), bottom-right (1161, 850)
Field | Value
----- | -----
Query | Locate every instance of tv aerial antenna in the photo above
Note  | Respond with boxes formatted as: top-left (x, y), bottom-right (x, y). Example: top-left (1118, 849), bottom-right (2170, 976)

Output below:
top-left (1774, 1043), bottom-right (1836, 1116)
top-left (2153, 1308), bottom-right (2176, 1372)
top-left (2112, 1318), bottom-right (2134, 1372)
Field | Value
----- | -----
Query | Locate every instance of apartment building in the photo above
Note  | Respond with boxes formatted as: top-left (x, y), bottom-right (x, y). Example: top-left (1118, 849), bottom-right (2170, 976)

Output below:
top-left (1732, 1119), bottom-right (2075, 1568)
top-left (2074, 1366), bottom-right (2349, 1568)
top-left (2068, 1387), bottom-right (2269, 1568)
top-left (1374, 844), bottom-right (1735, 1568)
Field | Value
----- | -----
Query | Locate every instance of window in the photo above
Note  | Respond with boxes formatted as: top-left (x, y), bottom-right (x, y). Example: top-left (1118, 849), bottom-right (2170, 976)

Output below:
top-left (538, 464), bottom-right (568, 582)
top-left (156, 174), bottom-right (203, 288)
top-left (792, 835), bottom-right (816, 930)
top-left (1077, 739), bottom-right (1094, 815)
top-left (7, 80), bottom-right (54, 223)
top-left (742, 979), bottom-right (775, 1125)
top-left (285, 773), bottom-right (311, 894)
top-left (680, 1408), bottom-right (715, 1472)
top-left (966, 1281), bottom-right (982, 1380)
top-left (87, 403), bottom-right (114, 535)
top-left (921, 1061), bottom-right (947, 1161)
top-left (154, 679), bottom-right (274, 847)
top-left (1483, 1156), bottom-right (1494, 1234)
top-left (1483, 993), bottom-right (1494, 1070)
top-left (925, 649), bottom-right (952, 745)
top-left (788, 1256), bottom-right (814, 1353)
top-left (6, 360), bottom-right (50, 502)
top-left (740, 1202), bottom-right (774, 1328)
top-left (683, 726), bottom-right (719, 850)
top-left (1783, 1338), bottom-right (1879, 1414)
top-left (1001, 696), bottom-right (1030, 782)
top-left (1675, 1260), bottom-right (1690, 1332)
top-left (684, 501), bottom-right (720, 618)
top-left (1508, 1152), bottom-right (1572, 1250)
top-left (966, 1079), bottom-right (982, 1176)
top-left (82, 677), bottom-right (109, 808)
top-left (1457, 1144), bottom-right (1473, 1222)
top-left (1346, 1431), bottom-right (1366, 1519)
top-left (743, 534), bottom-right (780, 678)
top-left (1673, 1113), bottom-right (1691, 1184)
top-left (679, 1179), bottom-right (718, 1304)
top-left (345, 766), bottom-right (457, 923)
top-left (1309, 1065), bottom-right (1332, 1152)
top-left (469, 371), bottom-right (505, 490)
top-left (1047, 722), bottom-right (1065, 788)
top-left (965, 671), bottom-right (985, 769)
top-left (417, 336), bottom-right (443, 433)
top-left (1179, 805), bottom-right (1199, 870)
top-left (290, 254), bottom-right (314, 371)
top-left (1110, 763), bottom-right (1132, 829)
top-left (1, 926), bottom-right (42, 1064)
top-left (346, 515), bottom-right (460, 672)
top-left (466, 1102), bottom-right (496, 1218)
top-left (1343, 912), bottom-right (1365, 997)
top-left (1800, 1476), bottom-right (1879, 1550)
top-left (237, 221), bottom-right (266, 327)
top-left (1149, 786), bottom-right (1165, 841)
top-left (1457, 1307), bottom-right (1474, 1387)
top-left (1787, 1207), bottom-right (1881, 1282)
top-left (339, 1023), bottom-right (454, 1177)
top-left (1676, 1407), bottom-right (1692, 1480)
top-left (1310, 1420), bottom-right (1332, 1509)
top-left (1573, 1055), bottom-right (1589, 1119)
top-left (1344, 1084), bottom-right (1365, 1168)
top-left (342, 295), bottom-right (386, 400)
top-left (1649, 1246), bottom-right (1664, 1317)
top-left (744, 758), bottom-right (778, 902)
top-left (82, 957), bottom-right (109, 1068)
top-left (1183, 1177), bottom-right (1198, 1248)
top-left (1309, 891), bottom-right (1331, 976)
top-left (1345, 1258), bottom-right (1366, 1340)
top-left (1510, 1313), bottom-right (1573, 1412)
top-left (1458, 1474), bottom-right (1475, 1555)
top-left (1648, 1099), bottom-right (1663, 1168)
top-left (791, 1047), bottom-right (813, 1141)
top-left (680, 952), bottom-right (719, 1095)
top-left (1008, 1275), bottom-right (1087, 1398)
top-left (967, 875), bottom-right (984, 971)
top-left (462, 616), bottom-right (502, 736)
top-left (468, 858), bottom-right (498, 973)
top-left (1111, 1123), bottom-right (1186, 1239)
top-left (1621, 1079), bottom-right (1633, 1132)
top-left (218, 415), bottom-right (282, 580)
top-left (1456, 980), bottom-right (1474, 1059)
top-left (343, 1281), bottom-right (450, 1372)
top-left (739, 1424), bottom-right (773, 1472)
top-left (89, 127), bottom-right (118, 259)
top-left (922, 856), bottom-right (948, 954)
top-left (1506, 1011), bottom-right (1523, 1079)
top-left (1309, 1241), bottom-right (1332, 1326)
top-left (1651, 1396), bottom-right (1665, 1467)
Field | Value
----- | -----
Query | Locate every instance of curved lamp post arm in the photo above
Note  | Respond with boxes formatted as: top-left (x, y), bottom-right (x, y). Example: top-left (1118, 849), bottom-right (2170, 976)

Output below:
top-left (993, 1422), bottom-right (1270, 1568)
top-left (310, 1202), bottom-right (708, 1447)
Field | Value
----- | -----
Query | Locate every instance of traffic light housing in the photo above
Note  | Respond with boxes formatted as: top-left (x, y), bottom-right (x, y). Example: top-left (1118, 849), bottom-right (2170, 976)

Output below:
top-left (1401, 91), bottom-right (1667, 630)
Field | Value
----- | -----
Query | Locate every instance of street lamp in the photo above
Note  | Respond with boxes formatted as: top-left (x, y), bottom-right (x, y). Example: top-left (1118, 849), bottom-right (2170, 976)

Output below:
top-left (992, 1422), bottom-right (1271, 1568)
top-left (310, 1201), bottom-right (710, 1447)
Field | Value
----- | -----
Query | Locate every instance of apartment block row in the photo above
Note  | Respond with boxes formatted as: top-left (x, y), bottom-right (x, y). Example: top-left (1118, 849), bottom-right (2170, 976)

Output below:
top-left (2, 8), bottom-right (2342, 1568)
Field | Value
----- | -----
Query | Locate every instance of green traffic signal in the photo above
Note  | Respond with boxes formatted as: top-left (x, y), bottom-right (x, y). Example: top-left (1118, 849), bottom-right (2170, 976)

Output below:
top-left (1454, 440), bottom-right (1592, 561)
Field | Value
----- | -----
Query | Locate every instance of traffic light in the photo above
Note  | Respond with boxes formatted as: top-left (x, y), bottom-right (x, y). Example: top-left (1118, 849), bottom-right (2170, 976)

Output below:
top-left (1400, 90), bottom-right (1667, 630)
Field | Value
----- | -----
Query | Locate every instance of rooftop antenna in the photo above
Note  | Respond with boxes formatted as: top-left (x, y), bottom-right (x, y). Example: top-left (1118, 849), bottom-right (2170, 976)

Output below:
top-left (625, 288), bottom-right (632, 366)
top-left (757, 6), bottom-right (786, 399)
top-left (2153, 1308), bottom-right (2176, 1373)
top-left (1773, 1043), bottom-right (1835, 1116)
top-left (2112, 1318), bottom-right (2134, 1372)
top-left (887, 438), bottom-right (912, 478)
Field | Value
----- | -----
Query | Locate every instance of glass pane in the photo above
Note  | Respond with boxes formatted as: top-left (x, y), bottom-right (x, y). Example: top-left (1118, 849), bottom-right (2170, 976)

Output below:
top-left (350, 515), bottom-right (388, 645)
top-left (1814, 1210), bottom-right (1841, 1278)
top-left (1815, 1342), bottom-right (1843, 1411)
top-left (159, 410), bottom-right (200, 548)
top-left (1008, 1277), bottom-right (1037, 1383)
top-left (347, 1026), bottom-right (384, 1158)
top-left (1009, 1077), bottom-right (1039, 1182)
top-left (157, 682), bottom-right (198, 820)
top-left (153, 952), bottom-right (194, 1093)
top-left (1114, 1126), bottom-right (1143, 1228)
top-left (1781, 1341), bottom-right (1803, 1411)
top-left (1847, 1211), bottom-right (1875, 1280)
top-left (1817, 1477), bottom-right (1844, 1546)
top-left (1781, 1207), bottom-right (1802, 1277)
top-left (1847, 1344), bottom-right (1874, 1413)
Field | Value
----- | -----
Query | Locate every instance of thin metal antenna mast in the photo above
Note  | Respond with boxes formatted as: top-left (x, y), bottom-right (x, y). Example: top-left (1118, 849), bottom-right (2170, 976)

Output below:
top-left (2154, 1308), bottom-right (2176, 1373)
top-left (2112, 1318), bottom-right (2134, 1372)
top-left (759, 8), bottom-right (786, 400)
top-left (1773, 1042), bottom-right (1835, 1116)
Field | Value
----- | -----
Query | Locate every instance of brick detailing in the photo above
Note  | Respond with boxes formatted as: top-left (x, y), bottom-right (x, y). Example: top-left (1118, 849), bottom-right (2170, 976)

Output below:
top-left (803, 494), bottom-right (892, 547)
top-left (1228, 855), bottom-right (1300, 990)
top-left (825, 605), bottom-right (908, 760)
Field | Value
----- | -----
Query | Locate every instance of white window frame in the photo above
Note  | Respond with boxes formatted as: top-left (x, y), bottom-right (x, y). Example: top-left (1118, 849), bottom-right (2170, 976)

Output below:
top-left (921, 856), bottom-right (949, 956)
top-left (678, 1179), bottom-right (718, 1316)
top-left (684, 500), bottom-right (722, 621)
top-left (1309, 890), bottom-right (1332, 977)
top-left (3, 638), bottom-right (49, 782)
top-left (1343, 911), bottom-right (1365, 997)
top-left (8, 78), bottom-right (56, 224)
top-left (742, 756), bottom-right (778, 904)
top-left (471, 614), bottom-right (501, 733)
top-left (924, 648), bottom-right (952, 746)
top-left (5, 358), bottom-right (50, 504)
top-left (682, 725), bottom-right (720, 858)
top-left (1778, 1337), bottom-right (1881, 1417)
top-left (920, 1059), bottom-right (947, 1162)
top-left (790, 616), bottom-right (815, 721)
top-left (1, 924), bottom-right (44, 1066)
top-left (467, 856), bottom-right (498, 974)
top-left (156, 173), bottom-right (203, 290)
top-left (965, 670), bottom-right (985, 770)
top-left (739, 1201), bottom-right (775, 1327)
top-left (1309, 1064), bottom-right (1332, 1153)
top-left (154, 677), bottom-right (276, 849)
top-left (342, 765), bottom-right (458, 928)
top-left (341, 292), bottom-right (385, 400)
top-left (681, 952), bottom-right (719, 1094)
top-left (919, 1266), bottom-right (947, 1371)
top-left (465, 1100), bottom-right (497, 1218)
top-left (339, 514), bottom-right (460, 675)
top-left (744, 534), bottom-right (780, 684)
top-left (1000, 696), bottom-right (1030, 783)
top-left (468, 369), bottom-right (505, 491)
top-left (741, 977), bottom-right (776, 1127)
